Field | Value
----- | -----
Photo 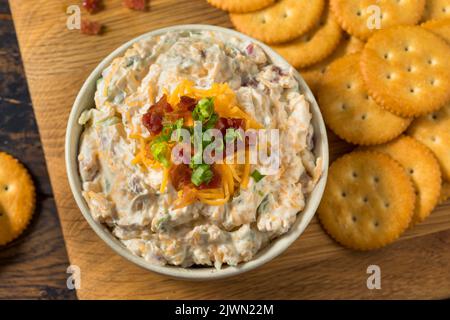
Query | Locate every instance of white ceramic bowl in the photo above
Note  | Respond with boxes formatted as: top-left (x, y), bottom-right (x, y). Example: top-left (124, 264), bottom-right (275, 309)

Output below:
top-left (65, 24), bottom-right (329, 280)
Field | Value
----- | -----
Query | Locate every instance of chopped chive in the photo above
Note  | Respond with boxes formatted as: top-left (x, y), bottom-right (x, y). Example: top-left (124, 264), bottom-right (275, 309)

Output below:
top-left (192, 97), bottom-right (215, 122)
top-left (191, 164), bottom-right (213, 186)
top-left (150, 142), bottom-right (170, 167)
top-left (251, 169), bottom-right (265, 182)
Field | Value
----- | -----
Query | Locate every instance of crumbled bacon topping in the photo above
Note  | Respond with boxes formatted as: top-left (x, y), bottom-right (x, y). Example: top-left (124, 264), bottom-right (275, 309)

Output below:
top-left (142, 95), bottom-right (173, 135)
top-left (142, 112), bottom-right (163, 135)
top-left (177, 96), bottom-right (197, 112)
top-left (154, 95), bottom-right (173, 113)
top-left (80, 19), bottom-right (102, 35)
top-left (83, 0), bottom-right (102, 13)
top-left (215, 118), bottom-right (245, 135)
top-left (169, 164), bottom-right (193, 191)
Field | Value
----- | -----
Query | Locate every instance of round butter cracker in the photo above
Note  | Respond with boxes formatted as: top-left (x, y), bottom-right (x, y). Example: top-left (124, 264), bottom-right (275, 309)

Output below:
top-left (366, 136), bottom-right (442, 224)
top-left (439, 182), bottom-right (450, 203)
top-left (318, 151), bottom-right (416, 250)
top-left (361, 26), bottom-right (450, 117)
top-left (423, 0), bottom-right (450, 21)
top-left (422, 18), bottom-right (450, 43)
top-left (272, 5), bottom-right (342, 68)
top-left (330, 0), bottom-right (426, 40)
top-left (317, 54), bottom-right (411, 145)
top-left (299, 33), bottom-right (365, 93)
top-left (230, 0), bottom-right (325, 44)
top-left (207, 0), bottom-right (276, 13)
top-left (0, 152), bottom-right (36, 246)
top-left (408, 103), bottom-right (450, 182)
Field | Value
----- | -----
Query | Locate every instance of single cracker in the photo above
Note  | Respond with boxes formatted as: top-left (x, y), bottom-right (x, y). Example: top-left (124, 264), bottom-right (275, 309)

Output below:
top-left (423, 0), bottom-right (450, 21)
top-left (0, 152), bottom-right (36, 246)
top-left (207, 0), bottom-right (276, 13)
top-left (318, 151), bottom-right (416, 250)
top-left (330, 0), bottom-right (426, 40)
top-left (272, 5), bottom-right (342, 68)
top-left (365, 136), bottom-right (442, 224)
top-left (422, 18), bottom-right (450, 43)
top-left (317, 54), bottom-right (412, 145)
top-left (230, 0), bottom-right (325, 44)
top-left (299, 33), bottom-right (365, 93)
top-left (408, 103), bottom-right (450, 182)
top-left (361, 26), bottom-right (450, 117)
top-left (439, 182), bottom-right (450, 203)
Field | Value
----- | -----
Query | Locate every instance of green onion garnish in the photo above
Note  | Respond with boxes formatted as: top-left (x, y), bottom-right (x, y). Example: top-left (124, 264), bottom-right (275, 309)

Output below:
top-left (193, 97), bottom-right (215, 122)
top-left (150, 142), bottom-right (170, 167)
top-left (191, 164), bottom-right (214, 186)
top-left (251, 169), bottom-right (265, 182)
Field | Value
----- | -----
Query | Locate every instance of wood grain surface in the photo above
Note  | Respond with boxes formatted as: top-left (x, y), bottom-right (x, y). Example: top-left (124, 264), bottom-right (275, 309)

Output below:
top-left (0, 0), bottom-right (76, 300)
top-left (8, 0), bottom-right (450, 299)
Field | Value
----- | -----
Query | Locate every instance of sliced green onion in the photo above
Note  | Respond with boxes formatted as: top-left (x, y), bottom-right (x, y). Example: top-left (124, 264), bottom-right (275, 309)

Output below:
top-left (193, 97), bottom-right (214, 122)
top-left (189, 151), bottom-right (203, 169)
top-left (150, 142), bottom-right (170, 167)
top-left (174, 118), bottom-right (184, 140)
top-left (191, 164), bottom-right (213, 186)
top-left (251, 169), bottom-right (265, 182)
top-left (203, 112), bottom-right (219, 129)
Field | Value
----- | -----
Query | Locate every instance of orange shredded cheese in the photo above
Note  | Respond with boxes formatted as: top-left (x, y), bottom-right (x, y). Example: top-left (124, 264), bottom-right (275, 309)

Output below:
top-left (160, 166), bottom-right (170, 193)
top-left (148, 85), bottom-right (154, 103)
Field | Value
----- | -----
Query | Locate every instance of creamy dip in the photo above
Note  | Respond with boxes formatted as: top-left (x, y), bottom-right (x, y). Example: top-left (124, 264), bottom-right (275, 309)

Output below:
top-left (78, 30), bottom-right (322, 268)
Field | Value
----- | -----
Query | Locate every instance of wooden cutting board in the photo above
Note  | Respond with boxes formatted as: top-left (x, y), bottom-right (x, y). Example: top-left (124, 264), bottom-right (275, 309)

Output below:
top-left (9, 0), bottom-right (450, 299)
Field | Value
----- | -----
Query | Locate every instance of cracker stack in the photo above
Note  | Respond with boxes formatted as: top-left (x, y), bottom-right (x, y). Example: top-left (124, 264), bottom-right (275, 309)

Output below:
top-left (207, 0), bottom-right (450, 250)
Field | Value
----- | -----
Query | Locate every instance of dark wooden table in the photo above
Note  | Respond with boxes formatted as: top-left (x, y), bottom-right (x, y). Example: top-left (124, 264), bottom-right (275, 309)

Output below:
top-left (0, 0), bottom-right (76, 299)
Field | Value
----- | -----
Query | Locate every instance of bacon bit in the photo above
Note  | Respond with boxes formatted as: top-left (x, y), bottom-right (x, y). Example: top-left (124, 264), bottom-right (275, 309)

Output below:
top-left (142, 95), bottom-right (174, 135)
top-left (177, 96), bottom-right (197, 112)
top-left (123, 0), bottom-right (147, 11)
top-left (83, 0), bottom-right (102, 13)
top-left (169, 164), bottom-right (193, 191)
top-left (142, 111), bottom-right (163, 135)
top-left (215, 117), bottom-right (245, 136)
top-left (80, 19), bottom-right (103, 35)
top-left (155, 95), bottom-right (173, 113)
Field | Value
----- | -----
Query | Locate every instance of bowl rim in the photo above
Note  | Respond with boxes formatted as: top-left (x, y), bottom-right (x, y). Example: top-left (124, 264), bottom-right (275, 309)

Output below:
top-left (65, 24), bottom-right (329, 280)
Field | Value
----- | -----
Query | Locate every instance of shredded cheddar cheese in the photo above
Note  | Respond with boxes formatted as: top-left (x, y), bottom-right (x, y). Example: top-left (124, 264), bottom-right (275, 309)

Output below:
top-left (130, 81), bottom-right (261, 207)
top-left (160, 166), bottom-right (170, 193)
top-left (148, 85), bottom-right (154, 103)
